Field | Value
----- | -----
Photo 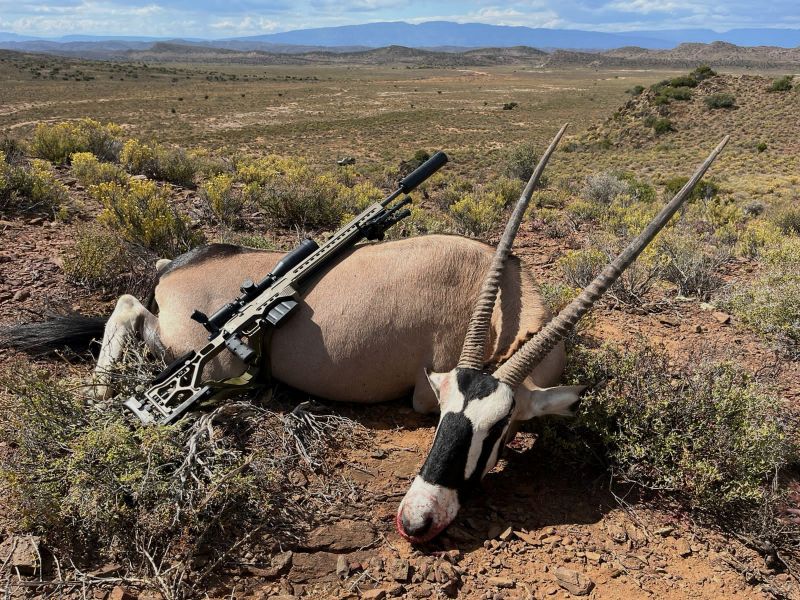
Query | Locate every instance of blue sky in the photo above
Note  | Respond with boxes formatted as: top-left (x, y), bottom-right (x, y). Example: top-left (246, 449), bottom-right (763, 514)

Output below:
top-left (1, 0), bottom-right (798, 38)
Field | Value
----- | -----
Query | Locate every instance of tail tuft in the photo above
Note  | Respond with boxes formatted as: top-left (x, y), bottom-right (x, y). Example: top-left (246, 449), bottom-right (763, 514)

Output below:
top-left (0, 311), bottom-right (108, 356)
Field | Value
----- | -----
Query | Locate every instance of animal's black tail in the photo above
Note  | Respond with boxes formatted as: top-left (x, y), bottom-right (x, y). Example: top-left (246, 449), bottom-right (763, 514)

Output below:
top-left (0, 311), bottom-right (108, 356)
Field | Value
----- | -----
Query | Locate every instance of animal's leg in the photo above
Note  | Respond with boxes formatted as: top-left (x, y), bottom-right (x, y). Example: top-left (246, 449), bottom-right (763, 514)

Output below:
top-left (93, 294), bottom-right (163, 399)
top-left (412, 369), bottom-right (440, 414)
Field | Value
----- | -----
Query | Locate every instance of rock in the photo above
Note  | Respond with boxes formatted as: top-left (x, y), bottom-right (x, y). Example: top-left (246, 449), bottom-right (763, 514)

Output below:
top-left (109, 587), bottom-right (137, 600)
top-left (655, 526), bottom-right (675, 537)
top-left (288, 470), bottom-right (308, 486)
top-left (659, 315), bottom-right (679, 327)
top-left (677, 539), bottom-right (692, 557)
top-left (336, 555), bottom-right (350, 579)
top-left (712, 311), bottom-right (731, 324)
top-left (12, 289), bottom-right (30, 302)
top-left (411, 586), bottom-right (433, 598)
top-left (554, 567), bottom-right (594, 596)
top-left (388, 558), bottom-right (410, 582)
top-left (302, 520), bottom-right (376, 552)
top-left (513, 530), bottom-right (540, 546)
top-left (288, 552), bottom-right (341, 583)
top-left (542, 535), bottom-right (562, 545)
top-left (386, 583), bottom-right (405, 597)
top-left (0, 535), bottom-right (44, 575)
top-left (361, 589), bottom-right (386, 600)
top-left (441, 579), bottom-right (459, 597)
top-left (488, 577), bottom-right (515, 589)
top-left (585, 551), bottom-right (603, 564)
top-left (498, 526), bottom-right (513, 541)
top-left (699, 302), bottom-right (716, 311)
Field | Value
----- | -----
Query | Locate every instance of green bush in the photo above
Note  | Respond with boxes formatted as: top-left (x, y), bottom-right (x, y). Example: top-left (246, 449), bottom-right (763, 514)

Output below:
top-left (120, 139), bottom-right (197, 186)
top-left (768, 75), bottom-right (794, 92)
top-left (504, 141), bottom-right (540, 182)
top-left (658, 231), bottom-right (730, 300)
top-left (663, 176), bottom-right (719, 201)
top-left (669, 75), bottom-right (699, 88)
top-left (94, 179), bottom-right (202, 257)
top-left (691, 65), bottom-right (716, 81)
top-left (652, 118), bottom-right (674, 135)
top-left (627, 85), bottom-right (645, 96)
top-left (0, 156), bottom-right (69, 217)
top-left (70, 152), bottom-right (128, 187)
top-left (31, 119), bottom-right (123, 164)
top-left (62, 225), bottom-right (156, 296)
top-left (0, 363), bottom-right (366, 593)
top-left (756, 141), bottom-right (768, 153)
top-left (242, 157), bottom-right (346, 229)
top-left (0, 137), bottom-right (27, 165)
top-left (449, 188), bottom-right (506, 236)
top-left (541, 343), bottom-right (798, 524)
top-left (662, 86), bottom-right (693, 101)
top-left (725, 240), bottom-right (800, 358)
top-left (200, 173), bottom-right (245, 226)
top-left (705, 93), bottom-right (736, 109)
top-left (774, 207), bottom-right (800, 236)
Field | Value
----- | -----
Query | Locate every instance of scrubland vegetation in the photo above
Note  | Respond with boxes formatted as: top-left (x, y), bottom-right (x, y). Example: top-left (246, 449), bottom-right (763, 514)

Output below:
top-left (1, 61), bottom-right (798, 595)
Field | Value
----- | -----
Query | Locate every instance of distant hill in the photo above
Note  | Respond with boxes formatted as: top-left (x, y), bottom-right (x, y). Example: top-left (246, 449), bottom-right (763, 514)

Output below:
top-left (3, 21), bottom-right (800, 53)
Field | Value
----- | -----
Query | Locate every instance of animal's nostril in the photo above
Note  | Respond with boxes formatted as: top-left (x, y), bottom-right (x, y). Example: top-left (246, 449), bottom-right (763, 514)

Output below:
top-left (402, 514), bottom-right (433, 538)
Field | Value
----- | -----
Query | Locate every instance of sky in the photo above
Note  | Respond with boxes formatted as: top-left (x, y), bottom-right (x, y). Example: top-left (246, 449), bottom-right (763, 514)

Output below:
top-left (1, 0), bottom-right (799, 38)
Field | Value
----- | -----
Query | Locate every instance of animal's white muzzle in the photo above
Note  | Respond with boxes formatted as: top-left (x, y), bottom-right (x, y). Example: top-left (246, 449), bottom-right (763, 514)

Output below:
top-left (396, 477), bottom-right (460, 543)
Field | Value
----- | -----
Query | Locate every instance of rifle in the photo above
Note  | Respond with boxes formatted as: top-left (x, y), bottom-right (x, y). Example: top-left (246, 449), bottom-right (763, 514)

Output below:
top-left (124, 151), bottom-right (449, 425)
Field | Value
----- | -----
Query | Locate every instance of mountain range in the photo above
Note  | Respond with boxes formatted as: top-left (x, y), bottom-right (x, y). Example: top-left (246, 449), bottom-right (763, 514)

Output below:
top-left (1, 21), bottom-right (799, 52)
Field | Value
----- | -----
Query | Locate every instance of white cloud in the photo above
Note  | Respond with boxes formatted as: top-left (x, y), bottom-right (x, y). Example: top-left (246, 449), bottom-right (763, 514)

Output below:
top-left (210, 16), bottom-right (280, 34)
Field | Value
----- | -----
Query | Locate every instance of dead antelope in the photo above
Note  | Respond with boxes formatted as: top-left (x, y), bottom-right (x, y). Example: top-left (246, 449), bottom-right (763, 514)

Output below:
top-left (0, 129), bottom-right (728, 546)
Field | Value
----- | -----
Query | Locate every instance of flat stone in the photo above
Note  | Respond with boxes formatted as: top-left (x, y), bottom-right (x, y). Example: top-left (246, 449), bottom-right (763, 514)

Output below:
top-left (109, 587), bottom-right (137, 600)
top-left (12, 289), bottom-right (29, 302)
top-left (677, 539), bottom-right (692, 557)
top-left (0, 536), bottom-right (44, 575)
top-left (488, 577), bottom-right (515, 589)
top-left (712, 311), bottom-right (731, 324)
top-left (388, 558), bottom-right (411, 582)
top-left (301, 520), bottom-right (376, 552)
top-left (554, 567), bottom-right (594, 596)
top-left (361, 589), bottom-right (386, 600)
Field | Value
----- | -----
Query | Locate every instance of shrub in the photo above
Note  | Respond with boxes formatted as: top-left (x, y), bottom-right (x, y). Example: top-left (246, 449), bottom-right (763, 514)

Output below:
top-left (669, 75), bottom-right (699, 88)
top-left (756, 141), bottom-right (768, 153)
top-left (200, 173), bottom-right (245, 226)
top-left (449, 189), bottom-right (506, 236)
top-left (691, 65), bottom-right (716, 81)
top-left (705, 93), bottom-right (736, 109)
top-left (774, 207), bottom-right (800, 236)
top-left (242, 157), bottom-right (346, 229)
top-left (120, 139), bottom-right (197, 186)
top-left (0, 137), bottom-right (27, 165)
top-left (768, 75), bottom-right (794, 92)
top-left (62, 225), bottom-right (156, 296)
top-left (537, 343), bottom-right (798, 527)
top-left (565, 199), bottom-right (606, 226)
top-left (0, 156), bottom-right (69, 216)
top-left (94, 179), bottom-right (202, 257)
top-left (583, 172), bottom-right (628, 205)
top-left (627, 85), bottom-right (645, 96)
top-left (502, 102), bottom-right (518, 110)
top-left (658, 231), bottom-right (730, 300)
top-left (70, 152), bottom-right (127, 187)
top-left (31, 119), bottom-right (123, 164)
top-left (504, 141), bottom-right (540, 182)
top-left (0, 363), bottom-right (365, 594)
top-left (618, 172), bottom-right (656, 203)
top-left (652, 118), bottom-right (674, 135)
top-left (664, 176), bottom-right (719, 201)
top-left (725, 239), bottom-right (800, 358)
top-left (662, 86), bottom-right (693, 101)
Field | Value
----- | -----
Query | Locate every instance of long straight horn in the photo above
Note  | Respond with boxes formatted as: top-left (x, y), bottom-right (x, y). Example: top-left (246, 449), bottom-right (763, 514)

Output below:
top-left (494, 136), bottom-right (730, 388)
top-left (458, 123), bottom-right (569, 370)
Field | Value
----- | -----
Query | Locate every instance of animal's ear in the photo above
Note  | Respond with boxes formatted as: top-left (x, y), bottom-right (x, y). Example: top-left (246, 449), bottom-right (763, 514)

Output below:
top-left (425, 369), bottom-right (448, 401)
top-left (514, 385), bottom-right (586, 421)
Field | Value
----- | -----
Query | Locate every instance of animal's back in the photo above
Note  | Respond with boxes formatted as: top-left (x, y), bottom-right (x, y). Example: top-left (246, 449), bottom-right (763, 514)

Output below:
top-left (155, 235), bottom-right (562, 403)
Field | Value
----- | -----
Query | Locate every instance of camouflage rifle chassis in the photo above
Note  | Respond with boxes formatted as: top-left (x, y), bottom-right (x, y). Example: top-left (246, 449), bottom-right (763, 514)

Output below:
top-left (124, 151), bottom-right (449, 425)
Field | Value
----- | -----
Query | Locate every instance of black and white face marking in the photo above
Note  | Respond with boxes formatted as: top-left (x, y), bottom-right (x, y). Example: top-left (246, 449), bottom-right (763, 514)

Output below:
top-left (396, 368), bottom-right (516, 543)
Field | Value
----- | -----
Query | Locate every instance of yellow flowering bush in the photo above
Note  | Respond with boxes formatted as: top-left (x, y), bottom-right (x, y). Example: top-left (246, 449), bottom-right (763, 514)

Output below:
top-left (94, 179), bottom-right (202, 257)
